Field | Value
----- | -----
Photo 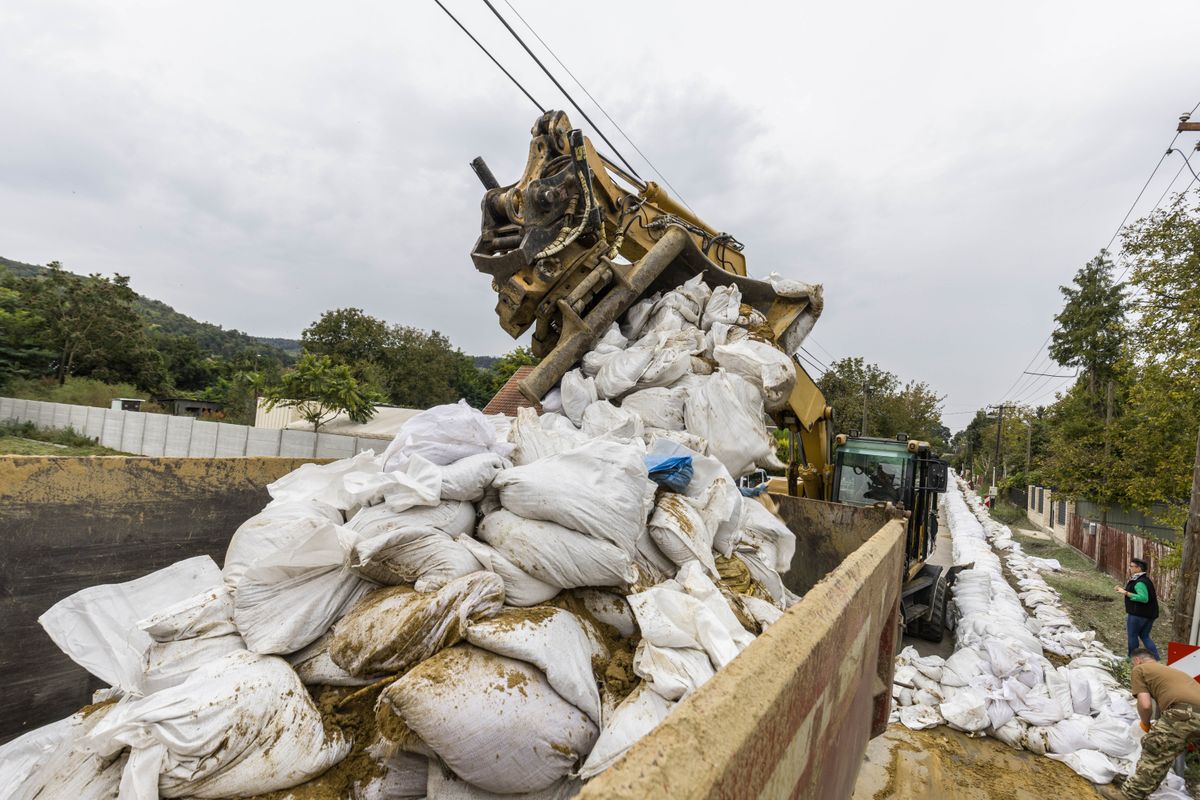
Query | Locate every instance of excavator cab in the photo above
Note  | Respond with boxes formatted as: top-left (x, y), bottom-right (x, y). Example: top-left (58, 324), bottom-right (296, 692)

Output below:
top-left (831, 434), bottom-right (954, 641)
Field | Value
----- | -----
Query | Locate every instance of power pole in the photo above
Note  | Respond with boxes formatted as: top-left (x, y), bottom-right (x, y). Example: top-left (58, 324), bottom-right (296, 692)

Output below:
top-left (1096, 380), bottom-right (1114, 568)
top-left (987, 404), bottom-right (1007, 489)
top-left (1025, 421), bottom-right (1032, 478)
top-left (1172, 425), bottom-right (1200, 644)
top-left (862, 382), bottom-right (869, 436)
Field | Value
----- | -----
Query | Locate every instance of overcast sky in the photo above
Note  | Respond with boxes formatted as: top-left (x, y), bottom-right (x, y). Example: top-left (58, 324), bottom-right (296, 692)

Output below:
top-left (4, 1), bottom-right (1199, 429)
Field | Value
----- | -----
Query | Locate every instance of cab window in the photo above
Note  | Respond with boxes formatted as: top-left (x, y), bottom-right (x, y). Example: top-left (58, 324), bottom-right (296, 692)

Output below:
top-left (837, 451), bottom-right (910, 507)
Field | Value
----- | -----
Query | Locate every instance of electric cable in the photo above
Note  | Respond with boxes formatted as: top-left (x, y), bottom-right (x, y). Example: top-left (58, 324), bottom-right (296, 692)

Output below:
top-left (431, 0), bottom-right (544, 114)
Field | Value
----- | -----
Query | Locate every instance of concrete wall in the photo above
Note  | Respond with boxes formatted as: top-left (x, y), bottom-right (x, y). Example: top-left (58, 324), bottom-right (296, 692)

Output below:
top-left (0, 456), bottom-right (317, 743)
top-left (0, 396), bottom-right (389, 459)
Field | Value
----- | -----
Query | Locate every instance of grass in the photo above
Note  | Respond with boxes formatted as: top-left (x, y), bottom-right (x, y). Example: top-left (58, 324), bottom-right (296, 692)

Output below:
top-left (990, 499), bottom-right (1030, 528)
top-left (0, 421), bottom-right (128, 456)
top-left (1010, 531), bottom-right (1128, 654)
top-left (3, 376), bottom-right (144, 408)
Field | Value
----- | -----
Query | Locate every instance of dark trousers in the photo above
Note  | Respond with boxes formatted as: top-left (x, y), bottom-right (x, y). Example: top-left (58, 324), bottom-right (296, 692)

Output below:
top-left (1127, 614), bottom-right (1160, 659)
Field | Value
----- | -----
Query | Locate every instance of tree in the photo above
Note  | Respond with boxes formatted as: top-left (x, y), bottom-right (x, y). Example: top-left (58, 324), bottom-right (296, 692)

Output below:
top-left (261, 353), bottom-right (384, 432)
top-left (817, 357), bottom-right (947, 449)
top-left (301, 308), bottom-right (392, 381)
top-left (1049, 250), bottom-right (1126, 396)
top-left (0, 269), bottom-right (52, 387)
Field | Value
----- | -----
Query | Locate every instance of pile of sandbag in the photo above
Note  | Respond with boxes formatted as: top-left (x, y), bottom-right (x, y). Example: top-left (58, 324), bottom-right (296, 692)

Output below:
top-left (890, 473), bottom-right (1190, 798)
top-left (1, 273), bottom-right (805, 800)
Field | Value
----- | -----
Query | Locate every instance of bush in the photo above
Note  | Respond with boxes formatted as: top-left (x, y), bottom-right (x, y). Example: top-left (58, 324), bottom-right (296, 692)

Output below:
top-left (0, 420), bottom-right (103, 448)
top-left (989, 500), bottom-right (1027, 527)
top-left (4, 376), bottom-right (143, 408)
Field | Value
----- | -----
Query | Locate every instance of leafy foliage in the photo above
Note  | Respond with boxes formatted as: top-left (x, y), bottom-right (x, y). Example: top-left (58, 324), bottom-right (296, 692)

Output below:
top-left (818, 356), bottom-right (948, 450)
top-left (1049, 250), bottom-right (1126, 396)
top-left (261, 353), bottom-right (385, 432)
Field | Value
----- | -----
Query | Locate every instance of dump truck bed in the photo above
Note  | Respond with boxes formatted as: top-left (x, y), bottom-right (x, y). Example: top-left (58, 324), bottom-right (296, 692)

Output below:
top-left (1, 457), bottom-right (905, 798)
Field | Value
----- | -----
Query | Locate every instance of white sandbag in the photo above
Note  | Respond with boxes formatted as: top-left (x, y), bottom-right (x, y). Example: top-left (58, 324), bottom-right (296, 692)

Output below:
top-left (1, 708), bottom-right (125, 800)
top-left (619, 387), bottom-right (686, 430)
top-left (540, 387), bottom-right (564, 415)
top-left (700, 284), bottom-right (741, 330)
top-left (633, 641), bottom-right (715, 701)
top-left (628, 562), bottom-right (754, 669)
top-left (509, 408), bottom-right (590, 466)
top-left (939, 687), bottom-right (988, 732)
top-left (327, 574), bottom-right (504, 676)
top-left (267, 451), bottom-right (379, 507)
top-left (232, 521), bottom-right (373, 655)
top-left (578, 682), bottom-right (673, 779)
top-left (357, 743), bottom-right (428, 800)
top-left (683, 370), bottom-right (782, 478)
top-left (87, 650), bottom-right (350, 799)
top-left (426, 765), bottom-right (581, 800)
top-left (621, 297), bottom-right (657, 340)
top-left (39, 556), bottom-right (223, 694)
top-left (576, 589), bottom-right (638, 637)
top-left (765, 271), bottom-right (818, 299)
top-left (713, 339), bottom-right (797, 411)
top-left (1086, 713), bottom-right (1138, 757)
top-left (383, 401), bottom-right (515, 472)
top-left (1043, 749), bottom-right (1119, 784)
top-left (379, 644), bottom-right (597, 795)
top-left (644, 437), bottom-right (743, 555)
top-left (633, 347), bottom-right (692, 390)
top-left (560, 369), bottom-right (597, 428)
top-left (477, 510), bottom-right (637, 589)
top-left (740, 499), bottom-right (797, 572)
top-left (351, 525), bottom-right (484, 591)
top-left (899, 704), bottom-right (943, 730)
top-left (467, 607), bottom-right (604, 724)
top-left (581, 400), bottom-right (644, 440)
top-left (440, 453), bottom-right (506, 502)
top-left (739, 594), bottom-right (786, 629)
top-left (349, 500), bottom-right (477, 540)
top-left (341, 454), bottom-right (444, 512)
top-left (139, 586), bottom-right (246, 694)
top-left (494, 439), bottom-right (656, 557)
top-left (457, 535), bottom-right (560, 607)
top-left (644, 427), bottom-right (710, 457)
top-left (594, 348), bottom-right (654, 399)
top-left (223, 501), bottom-right (344, 592)
top-left (647, 492), bottom-right (719, 577)
top-left (1045, 716), bottom-right (1093, 754)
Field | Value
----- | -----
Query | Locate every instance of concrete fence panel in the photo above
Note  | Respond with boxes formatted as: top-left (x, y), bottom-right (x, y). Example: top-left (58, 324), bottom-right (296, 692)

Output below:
top-left (23, 400), bottom-right (43, 424)
top-left (120, 412), bottom-right (147, 454)
top-left (84, 407), bottom-right (105, 441)
top-left (68, 404), bottom-right (89, 433)
top-left (188, 420), bottom-right (219, 458)
top-left (51, 403), bottom-right (71, 431)
top-left (9, 399), bottom-right (28, 422)
top-left (215, 423), bottom-right (249, 457)
top-left (245, 427), bottom-right (282, 457)
top-left (315, 433), bottom-right (356, 460)
top-left (100, 410), bottom-right (125, 450)
top-left (0, 397), bottom-right (14, 420)
top-left (164, 416), bottom-right (194, 457)
top-left (355, 437), bottom-right (384, 455)
top-left (280, 430), bottom-right (317, 458)
top-left (38, 402), bottom-right (56, 428)
top-left (141, 414), bottom-right (168, 457)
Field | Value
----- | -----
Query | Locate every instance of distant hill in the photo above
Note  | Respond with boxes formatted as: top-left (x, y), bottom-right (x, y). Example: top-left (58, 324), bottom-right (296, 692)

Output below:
top-left (1, 256), bottom-right (302, 360)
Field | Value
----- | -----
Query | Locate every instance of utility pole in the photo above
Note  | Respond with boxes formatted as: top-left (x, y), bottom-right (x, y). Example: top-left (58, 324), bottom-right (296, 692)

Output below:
top-left (1097, 380), bottom-right (1114, 568)
top-left (861, 382), bottom-right (869, 436)
top-left (1025, 420), bottom-right (1032, 478)
top-left (1172, 425), bottom-right (1200, 644)
top-left (987, 404), bottom-right (1007, 490)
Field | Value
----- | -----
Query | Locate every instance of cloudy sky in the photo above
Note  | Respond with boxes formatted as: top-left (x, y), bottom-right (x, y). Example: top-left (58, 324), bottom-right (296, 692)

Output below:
top-left (4, 1), bottom-right (1199, 428)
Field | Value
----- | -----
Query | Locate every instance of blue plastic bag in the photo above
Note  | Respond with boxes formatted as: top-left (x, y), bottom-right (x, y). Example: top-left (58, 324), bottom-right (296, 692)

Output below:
top-left (644, 454), bottom-right (694, 493)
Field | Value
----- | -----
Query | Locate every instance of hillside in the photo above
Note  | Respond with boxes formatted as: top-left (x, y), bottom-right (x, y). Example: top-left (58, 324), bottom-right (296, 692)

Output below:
top-left (1, 256), bottom-right (302, 359)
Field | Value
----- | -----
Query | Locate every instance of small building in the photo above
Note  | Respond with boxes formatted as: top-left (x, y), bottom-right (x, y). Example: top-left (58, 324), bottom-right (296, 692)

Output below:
top-left (159, 397), bottom-right (224, 417)
top-left (110, 398), bottom-right (144, 412)
top-left (483, 366), bottom-right (539, 417)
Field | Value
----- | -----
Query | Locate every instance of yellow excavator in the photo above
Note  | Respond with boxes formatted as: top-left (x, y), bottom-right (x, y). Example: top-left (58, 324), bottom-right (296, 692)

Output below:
top-left (469, 110), bottom-right (952, 638)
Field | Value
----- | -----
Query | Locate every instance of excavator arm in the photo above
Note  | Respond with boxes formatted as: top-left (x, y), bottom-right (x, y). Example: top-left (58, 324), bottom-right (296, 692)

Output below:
top-left (470, 110), bottom-right (833, 498)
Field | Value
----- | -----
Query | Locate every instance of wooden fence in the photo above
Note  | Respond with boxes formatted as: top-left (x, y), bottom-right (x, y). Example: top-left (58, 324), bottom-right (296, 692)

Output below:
top-left (1067, 515), bottom-right (1178, 606)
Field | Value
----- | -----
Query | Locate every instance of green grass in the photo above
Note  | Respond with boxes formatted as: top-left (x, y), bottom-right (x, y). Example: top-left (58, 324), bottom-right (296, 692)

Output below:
top-left (990, 500), bottom-right (1029, 527)
top-left (3, 376), bottom-right (143, 408)
top-left (1010, 532), bottom-right (1128, 654)
top-left (0, 421), bottom-right (128, 456)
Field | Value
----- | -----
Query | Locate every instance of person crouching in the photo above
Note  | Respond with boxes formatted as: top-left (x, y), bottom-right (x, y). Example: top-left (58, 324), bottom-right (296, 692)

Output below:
top-left (1118, 648), bottom-right (1200, 799)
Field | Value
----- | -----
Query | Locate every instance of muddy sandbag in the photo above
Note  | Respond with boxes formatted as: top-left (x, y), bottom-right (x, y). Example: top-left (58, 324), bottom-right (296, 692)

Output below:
top-left (457, 535), bottom-right (560, 607)
top-left (288, 632), bottom-right (383, 686)
top-left (577, 682), bottom-right (673, 779)
top-left (647, 492), bottom-right (720, 577)
top-left (683, 370), bottom-right (783, 478)
top-left (88, 650), bottom-right (350, 798)
top-left (1, 703), bottom-right (126, 800)
top-left (509, 408), bottom-right (590, 465)
top-left (350, 525), bottom-right (484, 591)
top-left (493, 439), bottom-right (656, 557)
top-left (619, 386), bottom-right (686, 431)
top-left (349, 499), bottom-right (477, 539)
top-left (139, 586), bottom-right (246, 693)
top-left (328, 573), bottom-right (504, 677)
top-left (632, 641), bottom-right (715, 701)
top-left (378, 644), bottom-right (598, 794)
top-left (466, 607), bottom-right (604, 724)
top-left (712, 338), bottom-right (796, 411)
top-left (426, 767), bottom-right (581, 800)
top-left (477, 509), bottom-right (636, 589)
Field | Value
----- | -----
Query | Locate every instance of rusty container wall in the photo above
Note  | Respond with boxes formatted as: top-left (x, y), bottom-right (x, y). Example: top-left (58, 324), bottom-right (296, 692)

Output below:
top-left (773, 493), bottom-right (899, 596)
top-left (579, 517), bottom-right (906, 800)
top-left (0, 456), bottom-right (318, 743)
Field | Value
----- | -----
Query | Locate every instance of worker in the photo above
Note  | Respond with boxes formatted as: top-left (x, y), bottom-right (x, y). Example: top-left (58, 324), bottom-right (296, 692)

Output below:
top-left (1115, 558), bottom-right (1160, 660)
top-left (1115, 648), bottom-right (1200, 799)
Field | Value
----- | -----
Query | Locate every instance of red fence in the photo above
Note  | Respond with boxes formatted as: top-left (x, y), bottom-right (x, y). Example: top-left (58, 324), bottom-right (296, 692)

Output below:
top-left (1066, 514), bottom-right (1178, 606)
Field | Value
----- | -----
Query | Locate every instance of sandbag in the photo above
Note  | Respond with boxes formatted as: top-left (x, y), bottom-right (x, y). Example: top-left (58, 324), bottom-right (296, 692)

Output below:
top-left (457, 535), bottom-right (561, 607)
top-left (349, 500), bottom-right (477, 540)
top-left (509, 408), bottom-right (590, 465)
top-left (621, 296), bottom-right (657, 340)
top-left (139, 586), bottom-right (246, 694)
top-left (739, 499), bottom-right (797, 573)
top-left (494, 439), bottom-right (656, 557)
top-left (577, 682), bottom-right (673, 779)
top-left (683, 370), bottom-right (783, 478)
top-left (357, 743), bottom-right (428, 800)
top-left (594, 348), bottom-right (654, 399)
top-left (940, 687), bottom-right (988, 732)
top-left (223, 501), bottom-right (345, 592)
top-left (327, 573), bottom-right (504, 677)
top-left (350, 525), bottom-right (484, 591)
top-left (426, 767), bottom-right (581, 800)
top-left (383, 401), bottom-right (515, 472)
top-left (647, 492), bottom-right (719, 577)
top-left (619, 386), bottom-right (686, 430)
top-left (644, 438), bottom-right (743, 555)
top-left (713, 339), bottom-right (796, 411)
top-left (477, 510), bottom-right (637, 589)
top-left (379, 644), bottom-right (597, 794)
top-left (576, 589), bottom-right (638, 637)
top-left (580, 400), bottom-right (644, 440)
top-left (560, 369), bottom-right (597, 428)
top-left (87, 650), bottom-right (350, 798)
top-left (2, 706), bottom-right (126, 800)
top-left (466, 607), bottom-right (604, 724)
top-left (699, 284), bottom-right (741, 330)
top-left (633, 641), bottom-right (715, 701)
top-left (440, 453), bottom-right (506, 502)
top-left (288, 632), bottom-right (381, 686)
top-left (39, 556), bottom-right (224, 695)
top-left (267, 451), bottom-right (379, 508)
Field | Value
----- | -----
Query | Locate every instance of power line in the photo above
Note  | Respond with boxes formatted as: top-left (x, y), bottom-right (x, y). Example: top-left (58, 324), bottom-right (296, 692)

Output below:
top-left (796, 350), bottom-right (826, 378)
top-left (431, 0), bottom-right (544, 114)
top-left (799, 346), bottom-right (828, 372)
top-left (1023, 370), bottom-right (1077, 378)
top-left (807, 336), bottom-right (837, 363)
top-left (479, 0), bottom-right (643, 181)
top-left (498, 0), bottom-right (694, 212)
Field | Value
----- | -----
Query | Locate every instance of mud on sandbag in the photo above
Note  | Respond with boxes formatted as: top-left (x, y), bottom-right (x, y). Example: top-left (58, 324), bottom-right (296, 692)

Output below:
top-left (377, 643), bottom-right (598, 795)
top-left (350, 524), bottom-right (484, 592)
top-left (477, 509), bottom-right (637, 589)
top-left (328, 572), bottom-right (505, 677)
top-left (457, 535), bottom-right (561, 607)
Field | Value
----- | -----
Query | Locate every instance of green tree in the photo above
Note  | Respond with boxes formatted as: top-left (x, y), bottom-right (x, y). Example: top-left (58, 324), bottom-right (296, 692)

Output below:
top-left (261, 353), bottom-right (384, 432)
top-left (817, 357), bottom-right (947, 449)
top-left (1049, 250), bottom-right (1125, 396)
top-left (301, 308), bottom-right (392, 381)
top-left (0, 269), bottom-right (52, 387)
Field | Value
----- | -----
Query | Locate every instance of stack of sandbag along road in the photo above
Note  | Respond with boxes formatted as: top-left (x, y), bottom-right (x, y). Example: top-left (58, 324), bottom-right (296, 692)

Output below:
top-left (1, 273), bottom-right (810, 800)
top-left (890, 473), bottom-right (1191, 799)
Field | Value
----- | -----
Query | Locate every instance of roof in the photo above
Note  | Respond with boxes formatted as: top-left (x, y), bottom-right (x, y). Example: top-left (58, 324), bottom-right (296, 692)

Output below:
top-left (483, 366), bottom-right (539, 417)
top-left (284, 404), bottom-right (425, 440)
